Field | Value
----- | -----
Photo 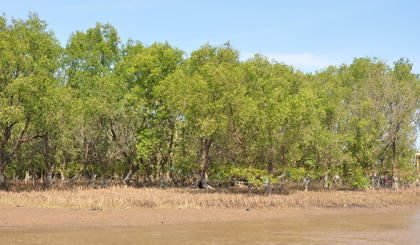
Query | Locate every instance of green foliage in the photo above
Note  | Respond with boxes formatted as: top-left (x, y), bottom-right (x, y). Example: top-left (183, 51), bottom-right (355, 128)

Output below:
top-left (1, 13), bottom-right (420, 189)
top-left (348, 168), bottom-right (370, 190)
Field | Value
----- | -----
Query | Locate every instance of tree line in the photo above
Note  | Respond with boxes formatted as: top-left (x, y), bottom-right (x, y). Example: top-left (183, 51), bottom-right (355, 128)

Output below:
top-left (1, 13), bottom-right (419, 190)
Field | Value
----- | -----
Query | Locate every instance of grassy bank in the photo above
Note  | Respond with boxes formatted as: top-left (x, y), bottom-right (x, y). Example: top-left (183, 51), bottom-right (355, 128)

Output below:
top-left (1, 183), bottom-right (419, 210)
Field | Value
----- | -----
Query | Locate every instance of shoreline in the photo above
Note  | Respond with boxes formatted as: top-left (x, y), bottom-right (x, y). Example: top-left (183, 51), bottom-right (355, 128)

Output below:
top-left (1, 205), bottom-right (418, 228)
top-left (2, 186), bottom-right (420, 228)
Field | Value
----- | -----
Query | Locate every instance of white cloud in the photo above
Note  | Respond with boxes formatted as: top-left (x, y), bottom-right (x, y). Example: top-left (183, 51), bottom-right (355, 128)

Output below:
top-left (242, 53), bottom-right (336, 73)
top-left (268, 53), bottom-right (331, 67)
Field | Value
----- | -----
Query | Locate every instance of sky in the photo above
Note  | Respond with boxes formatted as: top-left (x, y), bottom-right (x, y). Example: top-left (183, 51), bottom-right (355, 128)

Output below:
top-left (2, 0), bottom-right (420, 146)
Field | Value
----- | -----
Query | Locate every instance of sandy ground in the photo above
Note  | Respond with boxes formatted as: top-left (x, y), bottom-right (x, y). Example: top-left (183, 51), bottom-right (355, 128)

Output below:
top-left (0, 205), bottom-right (416, 228)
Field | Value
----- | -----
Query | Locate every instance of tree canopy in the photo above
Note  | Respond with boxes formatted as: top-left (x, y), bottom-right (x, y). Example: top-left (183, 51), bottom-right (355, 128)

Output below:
top-left (1, 13), bottom-right (419, 190)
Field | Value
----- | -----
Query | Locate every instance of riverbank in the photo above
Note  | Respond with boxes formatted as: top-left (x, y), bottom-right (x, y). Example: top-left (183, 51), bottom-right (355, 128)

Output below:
top-left (1, 186), bottom-right (419, 227)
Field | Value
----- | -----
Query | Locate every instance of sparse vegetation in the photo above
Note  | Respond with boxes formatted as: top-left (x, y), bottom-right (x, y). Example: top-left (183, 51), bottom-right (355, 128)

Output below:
top-left (1, 181), bottom-right (419, 211)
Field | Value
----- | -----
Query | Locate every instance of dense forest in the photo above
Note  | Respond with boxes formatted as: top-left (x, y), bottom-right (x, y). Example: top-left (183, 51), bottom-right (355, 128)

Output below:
top-left (1, 13), bottom-right (419, 191)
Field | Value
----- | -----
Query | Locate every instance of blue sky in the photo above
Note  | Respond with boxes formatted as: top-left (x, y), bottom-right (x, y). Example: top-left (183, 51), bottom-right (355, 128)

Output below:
top-left (2, 0), bottom-right (420, 147)
top-left (2, 0), bottom-right (419, 74)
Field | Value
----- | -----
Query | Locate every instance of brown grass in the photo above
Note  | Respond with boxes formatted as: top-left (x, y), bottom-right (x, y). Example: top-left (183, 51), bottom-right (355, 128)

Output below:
top-left (1, 182), bottom-right (419, 210)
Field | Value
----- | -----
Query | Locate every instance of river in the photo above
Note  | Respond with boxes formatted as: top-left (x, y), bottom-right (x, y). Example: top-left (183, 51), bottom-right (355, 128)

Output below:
top-left (2, 209), bottom-right (419, 244)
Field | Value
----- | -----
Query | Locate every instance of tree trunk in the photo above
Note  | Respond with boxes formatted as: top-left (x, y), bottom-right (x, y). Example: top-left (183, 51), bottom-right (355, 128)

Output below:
top-left (58, 169), bottom-right (65, 182)
top-left (0, 160), bottom-right (6, 186)
top-left (304, 176), bottom-right (311, 191)
top-left (66, 166), bottom-right (85, 186)
top-left (100, 174), bottom-right (107, 188)
top-left (324, 170), bottom-right (331, 189)
top-left (89, 162), bottom-right (97, 188)
top-left (46, 163), bottom-right (54, 187)
top-left (0, 143), bottom-right (6, 187)
top-left (100, 166), bottom-right (108, 188)
top-left (169, 171), bottom-right (175, 185)
top-left (91, 174), bottom-right (98, 188)
top-left (46, 172), bottom-right (52, 187)
top-left (124, 172), bottom-right (131, 186)
top-left (143, 174), bottom-right (147, 185)
top-left (147, 174), bottom-right (152, 186)
top-left (41, 170), bottom-right (45, 184)
top-left (266, 179), bottom-right (272, 195)
top-left (392, 141), bottom-right (399, 190)
top-left (109, 174), bottom-right (113, 186)
top-left (267, 147), bottom-right (274, 195)
top-left (124, 161), bottom-right (139, 186)
top-left (0, 169), bottom-right (3, 187)
top-left (160, 175), bottom-right (166, 187)
top-left (1, 174), bottom-right (5, 186)
top-left (45, 167), bottom-right (55, 187)
top-left (44, 134), bottom-right (55, 187)
top-left (25, 171), bottom-right (29, 183)
top-left (193, 137), bottom-right (214, 189)
top-left (0, 121), bottom-right (32, 187)
top-left (282, 178), bottom-right (285, 191)
top-left (159, 167), bottom-right (166, 187)
top-left (248, 182), bottom-right (252, 193)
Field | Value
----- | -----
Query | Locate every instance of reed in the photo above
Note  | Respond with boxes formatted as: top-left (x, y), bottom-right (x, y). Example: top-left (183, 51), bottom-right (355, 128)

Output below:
top-left (1, 182), bottom-right (419, 210)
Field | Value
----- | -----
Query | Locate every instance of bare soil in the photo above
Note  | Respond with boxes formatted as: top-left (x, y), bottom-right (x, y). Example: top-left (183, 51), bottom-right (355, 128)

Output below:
top-left (1, 205), bottom-right (417, 228)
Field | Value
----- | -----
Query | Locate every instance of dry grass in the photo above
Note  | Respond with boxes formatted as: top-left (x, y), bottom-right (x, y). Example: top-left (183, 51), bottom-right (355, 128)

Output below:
top-left (1, 182), bottom-right (419, 210)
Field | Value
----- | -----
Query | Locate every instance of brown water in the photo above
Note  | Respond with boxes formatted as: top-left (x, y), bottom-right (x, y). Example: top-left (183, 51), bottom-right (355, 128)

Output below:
top-left (1, 209), bottom-right (419, 244)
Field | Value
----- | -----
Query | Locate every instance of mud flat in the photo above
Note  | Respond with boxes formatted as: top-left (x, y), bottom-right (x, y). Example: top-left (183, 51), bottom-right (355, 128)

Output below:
top-left (1, 206), bottom-right (419, 244)
top-left (0, 204), bottom-right (418, 227)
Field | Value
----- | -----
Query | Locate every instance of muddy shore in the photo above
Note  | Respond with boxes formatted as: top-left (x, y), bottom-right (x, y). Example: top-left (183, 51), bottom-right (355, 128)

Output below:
top-left (1, 205), bottom-right (417, 228)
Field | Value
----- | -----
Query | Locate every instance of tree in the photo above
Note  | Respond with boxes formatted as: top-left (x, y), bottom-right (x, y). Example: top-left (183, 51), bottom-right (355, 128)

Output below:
top-left (384, 59), bottom-right (420, 189)
top-left (165, 42), bottom-right (243, 188)
top-left (0, 13), bottom-right (61, 186)
top-left (63, 22), bottom-right (122, 187)
top-left (240, 55), bottom-right (316, 193)
top-left (114, 41), bottom-right (184, 185)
